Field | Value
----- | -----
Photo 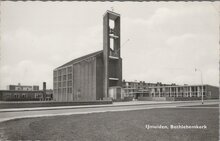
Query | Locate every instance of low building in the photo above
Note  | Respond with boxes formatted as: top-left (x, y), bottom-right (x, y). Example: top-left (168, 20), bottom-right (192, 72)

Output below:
top-left (148, 84), bottom-right (219, 100)
top-left (0, 82), bottom-right (53, 101)
top-left (45, 89), bottom-right (53, 101)
top-left (7, 83), bottom-right (39, 91)
top-left (0, 90), bottom-right (44, 101)
top-left (122, 80), bottom-right (172, 99)
top-left (122, 80), bottom-right (219, 100)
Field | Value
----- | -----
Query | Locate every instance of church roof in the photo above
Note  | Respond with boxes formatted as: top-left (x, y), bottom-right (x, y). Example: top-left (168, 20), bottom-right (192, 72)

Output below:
top-left (56, 50), bottom-right (103, 69)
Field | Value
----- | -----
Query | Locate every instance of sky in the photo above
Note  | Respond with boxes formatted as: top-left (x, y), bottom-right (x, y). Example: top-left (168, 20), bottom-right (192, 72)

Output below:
top-left (0, 2), bottom-right (219, 89)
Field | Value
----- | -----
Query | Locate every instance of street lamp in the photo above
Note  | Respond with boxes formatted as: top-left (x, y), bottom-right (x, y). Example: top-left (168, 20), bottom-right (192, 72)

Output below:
top-left (195, 68), bottom-right (204, 104)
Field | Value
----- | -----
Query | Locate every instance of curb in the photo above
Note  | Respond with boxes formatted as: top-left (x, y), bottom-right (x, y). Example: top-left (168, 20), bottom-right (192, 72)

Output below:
top-left (0, 100), bottom-right (218, 113)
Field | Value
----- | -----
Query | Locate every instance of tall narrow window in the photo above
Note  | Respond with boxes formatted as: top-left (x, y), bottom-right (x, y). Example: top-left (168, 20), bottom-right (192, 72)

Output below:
top-left (110, 38), bottom-right (114, 50)
top-left (109, 20), bottom-right (115, 29)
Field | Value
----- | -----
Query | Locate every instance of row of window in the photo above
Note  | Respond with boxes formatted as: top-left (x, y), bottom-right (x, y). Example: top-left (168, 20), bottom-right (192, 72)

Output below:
top-left (123, 87), bottom-right (207, 93)
top-left (123, 84), bottom-right (207, 90)
top-left (151, 94), bottom-right (205, 97)
top-left (54, 87), bottom-right (72, 94)
top-left (125, 89), bottom-right (139, 93)
top-left (151, 92), bottom-right (206, 95)
top-left (54, 81), bottom-right (72, 88)
top-left (124, 82), bottom-right (157, 87)
top-left (150, 88), bottom-right (206, 93)
top-left (54, 74), bottom-right (73, 82)
top-left (124, 86), bottom-right (148, 89)
top-left (14, 94), bottom-right (26, 98)
top-left (54, 66), bottom-right (72, 76)
top-left (4, 93), bottom-right (43, 98)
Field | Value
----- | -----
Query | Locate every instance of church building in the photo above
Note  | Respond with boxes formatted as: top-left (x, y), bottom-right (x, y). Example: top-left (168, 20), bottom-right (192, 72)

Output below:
top-left (53, 10), bottom-right (122, 101)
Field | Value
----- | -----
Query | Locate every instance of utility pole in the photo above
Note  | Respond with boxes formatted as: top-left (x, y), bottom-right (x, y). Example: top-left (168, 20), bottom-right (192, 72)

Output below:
top-left (195, 68), bottom-right (204, 104)
top-left (210, 2), bottom-right (220, 105)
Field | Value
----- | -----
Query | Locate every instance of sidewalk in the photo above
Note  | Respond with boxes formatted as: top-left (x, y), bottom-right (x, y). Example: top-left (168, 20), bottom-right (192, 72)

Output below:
top-left (0, 99), bottom-right (218, 113)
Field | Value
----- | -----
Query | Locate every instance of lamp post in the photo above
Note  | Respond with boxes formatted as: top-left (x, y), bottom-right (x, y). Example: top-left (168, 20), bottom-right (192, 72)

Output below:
top-left (195, 68), bottom-right (204, 104)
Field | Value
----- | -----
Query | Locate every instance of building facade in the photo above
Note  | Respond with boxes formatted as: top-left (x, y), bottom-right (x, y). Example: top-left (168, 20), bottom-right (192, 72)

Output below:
top-left (148, 84), bottom-right (219, 99)
top-left (122, 81), bottom-right (172, 99)
top-left (0, 82), bottom-right (53, 101)
top-left (45, 89), bottom-right (53, 101)
top-left (7, 83), bottom-right (39, 91)
top-left (122, 80), bottom-right (219, 100)
top-left (0, 90), bottom-right (44, 101)
top-left (53, 10), bottom-right (122, 102)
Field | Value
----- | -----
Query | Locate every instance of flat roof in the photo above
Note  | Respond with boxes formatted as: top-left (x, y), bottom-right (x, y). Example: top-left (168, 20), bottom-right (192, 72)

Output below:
top-left (8, 85), bottom-right (37, 87)
top-left (149, 84), bottom-right (218, 88)
top-left (103, 10), bottom-right (120, 20)
top-left (0, 90), bottom-right (44, 93)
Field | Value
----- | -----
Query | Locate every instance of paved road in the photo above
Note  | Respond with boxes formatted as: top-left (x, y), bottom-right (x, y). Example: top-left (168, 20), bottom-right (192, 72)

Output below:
top-left (0, 100), bottom-right (218, 122)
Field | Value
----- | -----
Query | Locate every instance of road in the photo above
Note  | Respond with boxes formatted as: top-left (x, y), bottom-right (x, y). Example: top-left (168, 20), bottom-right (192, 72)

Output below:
top-left (0, 100), bottom-right (218, 122)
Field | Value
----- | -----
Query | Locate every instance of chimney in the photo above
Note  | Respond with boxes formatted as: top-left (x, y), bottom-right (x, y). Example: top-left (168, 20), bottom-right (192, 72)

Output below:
top-left (43, 82), bottom-right (46, 91)
top-left (43, 82), bottom-right (46, 100)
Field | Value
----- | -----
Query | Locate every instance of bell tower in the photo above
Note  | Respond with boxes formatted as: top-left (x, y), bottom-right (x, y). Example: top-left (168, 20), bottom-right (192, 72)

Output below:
top-left (103, 10), bottom-right (122, 99)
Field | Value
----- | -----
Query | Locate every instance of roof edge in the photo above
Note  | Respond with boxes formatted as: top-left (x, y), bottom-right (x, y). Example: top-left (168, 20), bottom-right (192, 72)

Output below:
top-left (55, 50), bottom-right (103, 70)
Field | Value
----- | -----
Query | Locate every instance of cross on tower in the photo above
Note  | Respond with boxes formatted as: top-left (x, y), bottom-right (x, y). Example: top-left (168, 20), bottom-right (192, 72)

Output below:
top-left (111, 7), bottom-right (114, 12)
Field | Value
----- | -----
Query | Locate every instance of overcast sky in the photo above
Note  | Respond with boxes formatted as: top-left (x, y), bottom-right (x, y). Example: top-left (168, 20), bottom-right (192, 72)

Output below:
top-left (0, 2), bottom-right (219, 89)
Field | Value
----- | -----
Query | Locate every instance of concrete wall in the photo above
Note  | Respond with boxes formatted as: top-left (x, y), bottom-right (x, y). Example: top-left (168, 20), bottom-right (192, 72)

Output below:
top-left (0, 100), bottom-right (112, 109)
top-left (206, 85), bottom-right (219, 99)
top-left (138, 97), bottom-right (166, 101)
top-left (103, 12), bottom-right (109, 98)
top-left (103, 11), bottom-right (122, 98)
top-left (138, 96), bottom-right (208, 101)
top-left (0, 91), bottom-right (43, 101)
top-left (108, 59), bottom-right (122, 87)
top-left (54, 54), bottom-right (105, 102)
top-left (96, 54), bottom-right (104, 100)
top-left (109, 87), bottom-right (122, 100)
top-left (165, 97), bottom-right (207, 101)
top-left (73, 57), bottom-right (97, 101)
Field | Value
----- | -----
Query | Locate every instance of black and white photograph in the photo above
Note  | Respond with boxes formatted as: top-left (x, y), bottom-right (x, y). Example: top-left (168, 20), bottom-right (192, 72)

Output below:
top-left (0, 1), bottom-right (219, 141)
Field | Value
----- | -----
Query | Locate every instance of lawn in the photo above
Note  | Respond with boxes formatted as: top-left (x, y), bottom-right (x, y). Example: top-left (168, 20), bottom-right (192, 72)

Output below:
top-left (0, 106), bottom-right (218, 141)
top-left (182, 104), bottom-right (219, 107)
